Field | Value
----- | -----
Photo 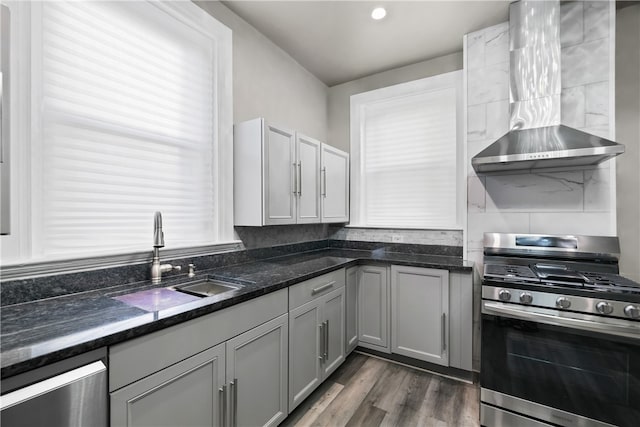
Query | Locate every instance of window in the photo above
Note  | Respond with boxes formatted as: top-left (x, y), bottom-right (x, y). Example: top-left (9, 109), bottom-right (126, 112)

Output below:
top-left (350, 71), bottom-right (464, 229)
top-left (1, 0), bottom-right (233, 264)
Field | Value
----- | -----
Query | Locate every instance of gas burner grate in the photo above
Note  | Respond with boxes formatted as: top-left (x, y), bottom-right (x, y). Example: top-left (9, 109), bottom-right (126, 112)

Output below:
top-left (484, 264), bottom-right (538, 280)
top-left (582, 272), bottom-right (640, 293)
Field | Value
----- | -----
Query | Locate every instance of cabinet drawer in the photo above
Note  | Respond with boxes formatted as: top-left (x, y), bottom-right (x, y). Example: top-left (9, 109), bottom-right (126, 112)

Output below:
top-left (289, 269), bottom-right (345, 309)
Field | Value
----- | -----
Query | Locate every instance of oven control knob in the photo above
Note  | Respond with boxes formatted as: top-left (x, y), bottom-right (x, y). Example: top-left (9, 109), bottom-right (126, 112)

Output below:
top-left (498, 289), bottom-right (512, 301)
top-left (556, 297), bottom-right (571, 309)
top-left (624, 305), bottom-right (640, 319)
top-left (519, 292), bottom-right (533, 304)
top-left (596, 301), bottom-right (614, 315)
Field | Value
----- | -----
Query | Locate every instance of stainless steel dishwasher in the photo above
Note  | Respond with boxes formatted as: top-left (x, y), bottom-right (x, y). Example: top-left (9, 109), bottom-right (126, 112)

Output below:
top-left (0, 348), bottom-right (108, 427)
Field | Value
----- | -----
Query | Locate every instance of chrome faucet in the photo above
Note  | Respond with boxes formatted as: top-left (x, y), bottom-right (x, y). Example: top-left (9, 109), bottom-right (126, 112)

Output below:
top-left (151, 211), bottom-right (181, 284)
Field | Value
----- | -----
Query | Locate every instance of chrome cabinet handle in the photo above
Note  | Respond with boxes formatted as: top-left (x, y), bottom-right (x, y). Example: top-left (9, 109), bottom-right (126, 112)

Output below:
top-left (311, 281), bottom-right (336, 295)
top-left (442, 313), bottom-right (446, 352)
top-left (229, 379), bottom-right (238, 427)
top-left (318, 323), bottom-right (324, 360)
top-left (292, 163), bottom-right (297, 195)
top-left (321, 167), bottom-right (327, 197)
top-left (298, 161), bottom-right (302, 196)
top-left (219, 385), bottom-right (226, 427)
top-left (233, 378), bottom-right (238, 427)
top-left (324, 319), bottom-right (329, 360)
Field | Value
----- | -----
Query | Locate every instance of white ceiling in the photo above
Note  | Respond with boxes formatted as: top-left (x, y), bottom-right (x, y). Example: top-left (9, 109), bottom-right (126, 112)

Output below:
top-left (222, 1), bottom-right (510, 86)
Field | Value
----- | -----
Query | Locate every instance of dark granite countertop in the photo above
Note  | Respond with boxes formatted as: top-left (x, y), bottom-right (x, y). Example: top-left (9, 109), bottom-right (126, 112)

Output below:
top-left (0, 248), bottom-right (472, 378)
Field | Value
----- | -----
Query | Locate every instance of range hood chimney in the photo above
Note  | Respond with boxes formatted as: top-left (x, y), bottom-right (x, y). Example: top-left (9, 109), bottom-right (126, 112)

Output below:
top-left (471, 0), bottom-right (624, 173)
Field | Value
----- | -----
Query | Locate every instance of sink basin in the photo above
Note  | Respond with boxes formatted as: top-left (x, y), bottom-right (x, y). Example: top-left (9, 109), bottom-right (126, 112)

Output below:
top-left (169, 278), bottom-right (242, 298)
top-left (113, 288), bottom-right (201, 312)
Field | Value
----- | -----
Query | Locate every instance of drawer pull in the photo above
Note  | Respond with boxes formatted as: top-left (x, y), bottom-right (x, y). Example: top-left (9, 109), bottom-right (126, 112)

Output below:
top-left (311, 281), bottom-right (336, 295)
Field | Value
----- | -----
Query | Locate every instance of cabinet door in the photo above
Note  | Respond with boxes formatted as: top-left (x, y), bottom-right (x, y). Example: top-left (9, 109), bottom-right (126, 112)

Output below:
top-left (226, 314), bottom-right (288, 427)
top-left (391, 266), bottom-right (449, 366)
top-left (358, 265), bottom-right (389, 352)
top-left (345, 267), bottom-right (359, 354)
top-left (320, 144), bottom-right (349, 223)
top-left (264, 123), bottom-right (296, 225)
top-left (288, 299), bottom-right (322, 412)
top-left (296, 134), bottom-right (321, 224)
top-left (110, 344), bottom-right (225, 427)
top-left (322, 287), bottom-right (345, 378)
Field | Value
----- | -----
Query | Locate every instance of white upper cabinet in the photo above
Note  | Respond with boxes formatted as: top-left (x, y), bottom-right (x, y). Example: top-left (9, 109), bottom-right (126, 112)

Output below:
top-left (295, 134), bottom-right (322, 224)
top-left (234, 118), bottom-right (296, 226)
top-left (264, 124), bottom-right (298, 225)
top-left (234, 118), bottom-right (348, 226)
top-left (321, 144), bottom-right (349, 223)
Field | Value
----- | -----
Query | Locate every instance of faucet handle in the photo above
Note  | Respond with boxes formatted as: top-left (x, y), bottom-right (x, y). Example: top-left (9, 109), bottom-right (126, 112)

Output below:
top-left (188, 264), bottom-right (196, 278)
top-left (159, 263), bottom-right (181, 274)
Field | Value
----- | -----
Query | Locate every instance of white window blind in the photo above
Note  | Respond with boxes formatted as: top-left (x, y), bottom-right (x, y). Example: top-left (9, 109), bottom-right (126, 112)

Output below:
top-left (31, 0), bottom-right (222, 258)
top-left (351, 71), bottom-right (463, 229)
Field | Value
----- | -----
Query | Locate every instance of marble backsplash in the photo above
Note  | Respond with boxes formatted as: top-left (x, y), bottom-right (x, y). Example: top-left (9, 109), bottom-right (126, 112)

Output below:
top-left (329, 226), bottom-right (463, 247)
top-left (466, 3), bottom-right (616, 264)
top-left (464, 3), bottom-right (615, 371)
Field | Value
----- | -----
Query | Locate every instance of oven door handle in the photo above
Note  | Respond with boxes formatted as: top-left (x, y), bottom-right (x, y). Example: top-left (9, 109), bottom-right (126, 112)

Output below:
top-left (482, 301), bottom-right (640, 340)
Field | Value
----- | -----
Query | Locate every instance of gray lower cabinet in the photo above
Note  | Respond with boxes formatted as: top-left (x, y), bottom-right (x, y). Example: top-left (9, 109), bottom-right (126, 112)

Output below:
top-left (288, 270), bottom-right (345, 412)
top-left (226, 314), bottom-right (289, 427)
top-left (111, 314), bottom-right (288, 427)
top-left (110, 344), bottom-right (226, 427)
top-left (345, 266), bottom-right (358, 355)
top-left (288, 299), bottom-right (323, 410)
top-left (321, 288), bottom-right (345, 378)
top-left (358, 265), bottom-right (390, 352)
top-left (109, 289), bottom-right (289, 427)
top-left (352, 265), bottom-right (472, 371)
top-left (391, 265), bottom-right (449, 366)
top-left (448, 271), bottom-right (473, 371)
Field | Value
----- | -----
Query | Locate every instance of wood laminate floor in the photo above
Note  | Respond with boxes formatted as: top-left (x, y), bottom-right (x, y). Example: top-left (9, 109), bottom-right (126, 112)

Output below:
top-left (281, 353), bottom-right (480, 427)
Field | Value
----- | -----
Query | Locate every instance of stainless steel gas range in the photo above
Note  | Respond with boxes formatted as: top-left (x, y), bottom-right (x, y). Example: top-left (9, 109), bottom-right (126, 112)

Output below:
top-left (479, 233), bottom-right (640, 427)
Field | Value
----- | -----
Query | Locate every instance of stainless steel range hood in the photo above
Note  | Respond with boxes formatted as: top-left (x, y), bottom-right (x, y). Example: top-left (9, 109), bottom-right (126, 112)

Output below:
top-left (471, 1), bottom-right (624, 173)
top-left (472, 125), bottom-right (624, 173)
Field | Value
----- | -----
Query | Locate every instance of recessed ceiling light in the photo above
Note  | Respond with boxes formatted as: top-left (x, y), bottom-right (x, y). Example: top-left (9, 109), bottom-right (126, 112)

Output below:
top-left (371, 7), bottom-right (386, 20)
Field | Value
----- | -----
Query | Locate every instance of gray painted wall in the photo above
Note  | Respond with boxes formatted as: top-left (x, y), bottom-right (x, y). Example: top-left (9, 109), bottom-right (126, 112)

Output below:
top-left (195, 1), bottom-right (332, 249)
top-left (327, 52), bottom-right (463, 153)
top-left (195, 1), bottom-right (328, 141)
top-left (616, 4), bottom-right (640, 282)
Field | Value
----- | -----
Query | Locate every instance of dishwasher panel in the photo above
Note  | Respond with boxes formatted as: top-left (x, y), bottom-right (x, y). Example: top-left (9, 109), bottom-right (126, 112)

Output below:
top-left (0, 361), bottom-right (107, 427)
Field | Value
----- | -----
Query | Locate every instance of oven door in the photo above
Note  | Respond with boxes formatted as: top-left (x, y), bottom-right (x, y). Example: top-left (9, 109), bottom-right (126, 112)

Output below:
top-left (481, 300), bottom-right (640, 427)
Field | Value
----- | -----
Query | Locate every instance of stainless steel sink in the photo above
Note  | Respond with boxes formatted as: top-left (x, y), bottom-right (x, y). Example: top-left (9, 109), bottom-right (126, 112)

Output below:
top-left (169, 278), bottom-right (242, 298)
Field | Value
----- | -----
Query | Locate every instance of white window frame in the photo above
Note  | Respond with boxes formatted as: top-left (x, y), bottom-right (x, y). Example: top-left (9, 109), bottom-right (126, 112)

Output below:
top-left (0, 0), bottom-right (236, 274)
top-left (349, 70), bottom-right (465, 230)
